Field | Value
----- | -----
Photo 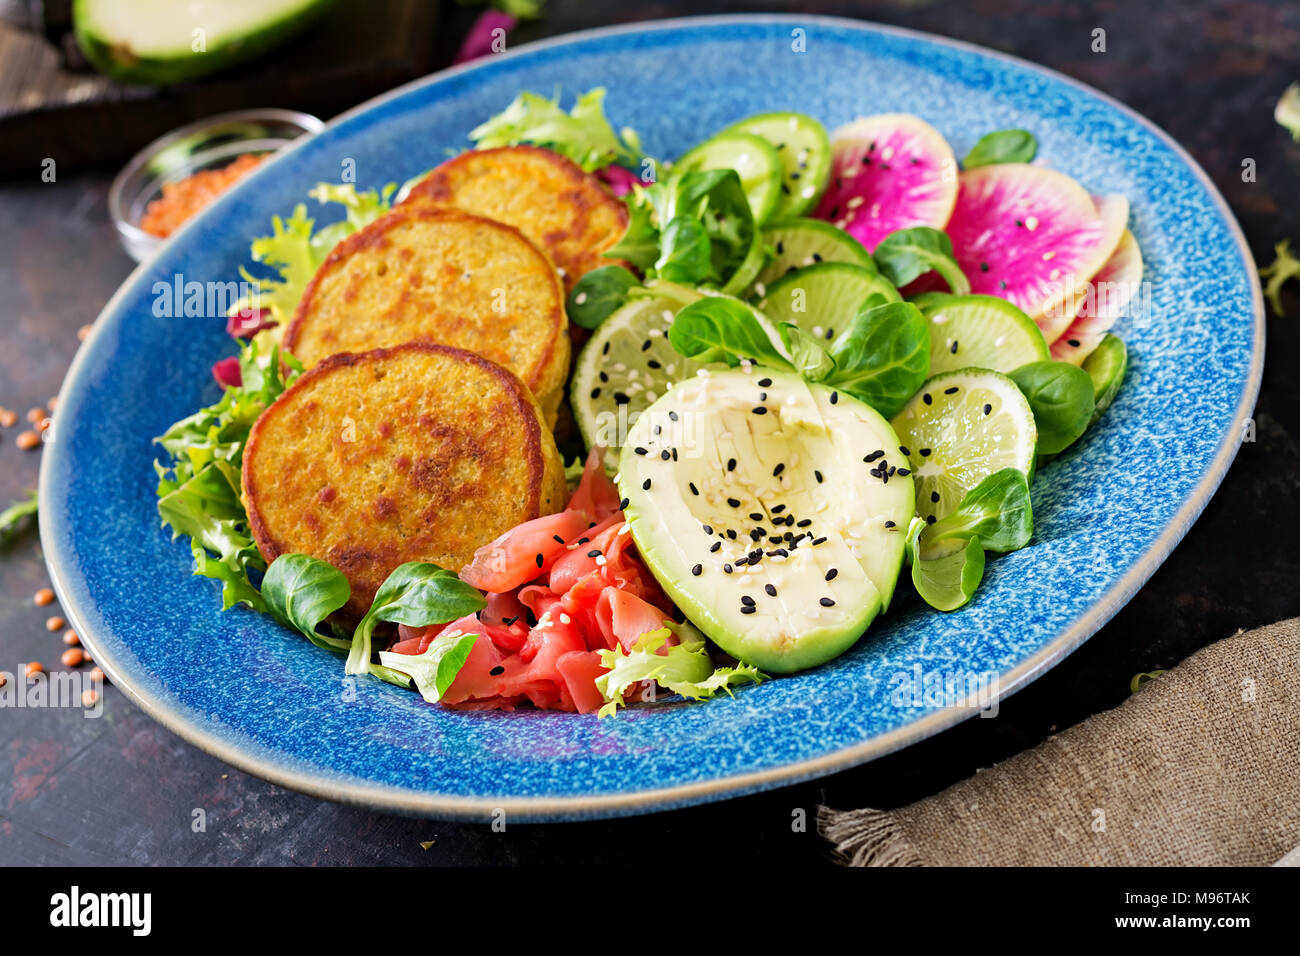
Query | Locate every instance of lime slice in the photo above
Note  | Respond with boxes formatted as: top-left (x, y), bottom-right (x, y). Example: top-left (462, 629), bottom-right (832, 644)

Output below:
top-left (890, 368), bottom-right (1037, 541)
top-left (757, 262), bottom-right (900, 344)
top-left (921, 294), bottom-right (1049, 375)
top-left (674, 131), bottom-right (784, 224)
top-left (719, 112), bottom-right (832, 218)
top-left (752, 217), bottom-right (875, 295)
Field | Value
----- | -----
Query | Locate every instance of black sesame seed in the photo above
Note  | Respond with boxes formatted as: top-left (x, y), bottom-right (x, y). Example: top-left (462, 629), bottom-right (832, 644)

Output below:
top-left (614, 391), bottom-right (630, 405)
top-left (727, 529), bottom-right (737, 540)
top-left (773, 463), bottom-right (785, 476)
top-left (689, 483), bottom-right (699, 496)
top-left (752, 406), bottom-right (767, 415)
top-left (710, 541), bottom-right (722, 553)
top-left (884, 520), bottom-right (896, 528)
top-left (587, 549), bottom-right (601, 558)
top-left (602, 342), bottom-right (610, 355)
top-left (553, 534), bottom-right (565, 543)
top-left (1068, 339), bottom-right (1081, 347)
top-left (825, 568), bottom-right (838, 581)
top-left (535, 553), bottom-right (544, 568)
top-left (599, 371), bottom-right (609, 382)
top-left (944, 386), bottom-right (959, 395)
top-left (864, 449), bottom-right (884, 462)
top-left (797, 518), bottom-right (812, 528)
top-left (669, 411), bottom-right (679, 421)
top-left (741, 595), bottom-right (756, 606)
top-left (812, 536), bottom-right (827, 546)
top-left (899, 445), bottom-right (910, 456)
top-left (641, 340), bottom-right (652, 352)
top-left (999, 280), bottom-right (1008, 289)
top-left (897, 468), bottom-right (910, 476)
top-left (634, 446), bottom-right (648, 456)
top-left (502, 616), bottom-right (518, 626)
top-left (819, 597), bottom-right (836, 607)
top-left (926, 514), bottom-right (936, 525)
top-left (727, 457), bottom-right (737, 471)
top-left (648, 359), bottom-right (661, 369)
top-left (931, 491), bottom-right (941, 503)
top-left (830, 391), bottom-right (839, 404)
top-left (919, 448), bottom-right (931, 457)
top-left (741, 605), bottom-right (757, 615)
top-left (702, 524), bottom-right (713, 535)
top-left (590, 387), bottom-right (601, 399)
top-left (758, 377), bottom-right (772, 387)
top-left (489, 665), bottom-right (505, 676)
top-left (923, 393), bottom-right (933, 405)
top-left (772, 503), bottom-right (787, 514)
top-left (815, 470), bottom-right (824, 483)
top-left (723, 564), bottom-right (733, 574)
top-left (983, 403), bottom-right (993, 415)
top-left (727, 497), bottom-right (741, 508)
top-left (691, 564), bottom-right (702, 576)
top-left (660, 450), bottom-right (670, 461)
top-left (749, 513), bottom-right (764, 522)
top-left (950, 340), bottom-right (959, 354)
top-left (764, 583), bottom-right (777, 597)
top-left (980, 262), bottom-right (989, 272)
top-left (642, 478), bottom-right (651, 490)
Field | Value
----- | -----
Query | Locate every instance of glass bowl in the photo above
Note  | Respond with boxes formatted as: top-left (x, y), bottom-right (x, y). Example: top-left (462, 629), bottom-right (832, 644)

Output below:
top-left (109, 108), bottom-right (324, 263)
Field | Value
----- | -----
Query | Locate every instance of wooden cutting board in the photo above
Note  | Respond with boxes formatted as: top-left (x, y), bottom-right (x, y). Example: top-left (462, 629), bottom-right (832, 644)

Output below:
top-left (0, 0), bottom-right (445, 178)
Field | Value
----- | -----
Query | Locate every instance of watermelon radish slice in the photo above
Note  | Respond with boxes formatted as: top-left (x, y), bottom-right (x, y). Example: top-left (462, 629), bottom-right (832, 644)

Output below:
top-left (940, 164), bottom-right (1127, 322)
top-left (1051, 230), bottom-right (1144, 364)
top-left (812, 114), bottom-right (958, 253)
top-left (1035, 194), bottom-right (1130, 342)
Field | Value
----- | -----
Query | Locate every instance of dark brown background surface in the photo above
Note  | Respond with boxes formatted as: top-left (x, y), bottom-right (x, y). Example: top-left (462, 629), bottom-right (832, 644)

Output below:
top-left (1, 0), bottom-right (1297, 866)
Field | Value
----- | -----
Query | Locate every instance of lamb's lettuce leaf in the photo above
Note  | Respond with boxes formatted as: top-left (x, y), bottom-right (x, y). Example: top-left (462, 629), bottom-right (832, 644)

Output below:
top-left (378, 631), bottom-right (479, 704)
top-left (0, 489), bottom-right (38, 542)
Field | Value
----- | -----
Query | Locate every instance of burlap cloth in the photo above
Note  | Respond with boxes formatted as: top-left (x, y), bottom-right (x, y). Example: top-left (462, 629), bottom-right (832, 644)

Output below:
top-left (819, 618), bottom-right (1300, 866)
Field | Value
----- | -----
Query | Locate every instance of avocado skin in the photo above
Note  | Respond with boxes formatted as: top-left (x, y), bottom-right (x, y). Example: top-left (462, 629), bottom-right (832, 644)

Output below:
top-left (74, 0), bottom-right (336, 86)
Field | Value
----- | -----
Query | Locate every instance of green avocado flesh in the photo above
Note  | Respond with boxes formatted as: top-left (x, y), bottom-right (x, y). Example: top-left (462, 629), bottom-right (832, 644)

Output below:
top-left (75, 0), bottom-right (332, 85)
top-left (617, 367), bottom-right (915, 673)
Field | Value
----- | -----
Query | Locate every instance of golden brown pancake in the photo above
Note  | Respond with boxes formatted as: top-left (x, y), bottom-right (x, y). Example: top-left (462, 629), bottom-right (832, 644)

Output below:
top-left (400, 144), bottom-right (630, 293)
top-left (242, 342), bottom-right (567, 622)
top-left (283, 204), bottom-right (569, 421)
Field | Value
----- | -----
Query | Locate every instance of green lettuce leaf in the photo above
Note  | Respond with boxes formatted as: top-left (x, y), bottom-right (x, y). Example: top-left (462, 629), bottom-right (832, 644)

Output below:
top-left (229, 183), bottom-right (399, 341)
top-left (0, 489), bottom-right (38, 542)
top-left (595, 625), bottom-right (766, 717)
top-left (378, 631), bottom-right (479, 704)
top-left (468, 87), bottom-right (642, 172)
top-left (154, 337), bottom-right (299, 610)
top-left (1260, 239), bottom-right (1300, 316)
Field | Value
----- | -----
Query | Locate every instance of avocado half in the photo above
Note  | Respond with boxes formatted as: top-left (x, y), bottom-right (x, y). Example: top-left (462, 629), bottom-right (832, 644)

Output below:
top-left (618, 367), bottom-right (915, 673)
top-left (74, 0), bottom-right (335, 86)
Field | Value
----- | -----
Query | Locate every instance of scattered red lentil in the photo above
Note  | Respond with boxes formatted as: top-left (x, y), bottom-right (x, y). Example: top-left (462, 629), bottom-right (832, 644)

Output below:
top-left (139, 153), bottom-right (266, 238)
top-left (0, 407), bottom-right (16, 427)
top-left (25, 661), bottom-right (42, 677)
top-left (0, 673), bottom-right (5, 688)
top-left (37, 417), bottom-right (52, 434)
top-left (63, 629), bottom-right (80, 646)
top-left (81, 689), bottom-right (98, 707)
top-left (47, 396), bottom-right (58, 411)
top-left (61, 647), bottom-right (84, 668)
top-left (90, 667), bottom-right (104, 683)
top-left (45, 615), bottom-right (66, 632)
top-left (25, 407), bottom-right (46, 424)
top-left (77, 324), bottom-right (93, 341)
top-left (34, 587), bottom-right (55, 606)
top-left (16, 430), bottom-right (40, 450)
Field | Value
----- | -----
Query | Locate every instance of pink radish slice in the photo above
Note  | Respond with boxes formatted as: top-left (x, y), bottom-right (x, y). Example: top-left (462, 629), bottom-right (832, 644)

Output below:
top-left (1036, 194), bottom-right (1129, 343)
top-left (1051, 231), bottom-right (1144, 365)
top-left (812, 114), bottom-right (958, 253)
top-left (942, 164), bottom-right (1126, 321)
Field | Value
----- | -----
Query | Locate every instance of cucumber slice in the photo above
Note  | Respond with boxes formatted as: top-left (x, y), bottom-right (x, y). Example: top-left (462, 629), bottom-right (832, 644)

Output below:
top-left (757, 262), bottom-right (900, 344)
top-left (674, 131), bottom-right (784, 225)
top-left (1082, 333), bottom-right (1127, 424)
top-left (890, 369), bottom-right (1037, 553)
top-left (74, 0), bottom-right (332, 85)
top-left (752, 218), bottom-right (876, 295)
top-left (721, 112), bottom-right (832, 219)
top-left (921, 294), bottom-right (1050, 376)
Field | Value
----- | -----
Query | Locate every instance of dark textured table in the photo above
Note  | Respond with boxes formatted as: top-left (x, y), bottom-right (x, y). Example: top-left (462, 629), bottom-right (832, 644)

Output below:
top-left (2, 0), bottom-right (1296, 866)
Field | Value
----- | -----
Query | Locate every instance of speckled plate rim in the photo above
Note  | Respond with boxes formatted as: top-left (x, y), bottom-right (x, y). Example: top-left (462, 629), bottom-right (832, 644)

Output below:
top-left (40, 14), bottom-right (1265, 821)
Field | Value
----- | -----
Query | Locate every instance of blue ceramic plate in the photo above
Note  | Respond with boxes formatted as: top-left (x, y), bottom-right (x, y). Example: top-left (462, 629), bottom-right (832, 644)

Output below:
top-left (41, 15), bottom-right (1263, 820)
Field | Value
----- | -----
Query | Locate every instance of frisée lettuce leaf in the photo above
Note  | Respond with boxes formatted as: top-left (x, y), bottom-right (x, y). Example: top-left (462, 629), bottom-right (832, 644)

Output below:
top-left (595, 625), bottom-right (766, 717)
top-left (154, 337), bottom-right (300, 611)
top-left (469, 87), bottom-right (643, 172)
